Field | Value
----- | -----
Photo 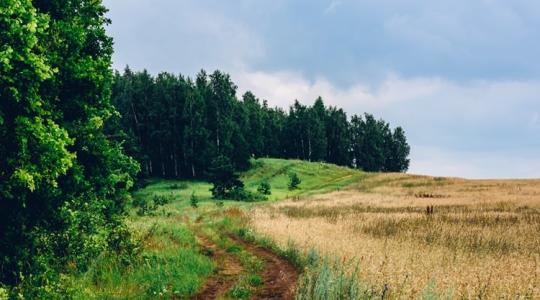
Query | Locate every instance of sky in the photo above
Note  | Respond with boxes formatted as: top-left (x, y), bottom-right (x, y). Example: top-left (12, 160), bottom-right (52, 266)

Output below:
top-left (103, 0), bottom-right (540, 179)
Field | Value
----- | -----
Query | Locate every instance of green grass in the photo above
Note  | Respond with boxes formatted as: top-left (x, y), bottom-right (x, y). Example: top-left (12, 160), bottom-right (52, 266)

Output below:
top-left (133, 158), bottom-right (368, 209)
top-left (68, 158), bottom-right (368, 298)
top-left (242, 158), bottom-right (368, 201)
top-left (70, 218), bottom-right (213, 299)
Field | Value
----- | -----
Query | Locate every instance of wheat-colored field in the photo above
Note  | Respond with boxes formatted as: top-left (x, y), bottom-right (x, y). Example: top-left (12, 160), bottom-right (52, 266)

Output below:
top-left (250, 173), bottom-right (540, 299)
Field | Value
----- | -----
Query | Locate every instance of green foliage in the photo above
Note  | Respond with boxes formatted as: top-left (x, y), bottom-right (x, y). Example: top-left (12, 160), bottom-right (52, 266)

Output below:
top-left (257, 180), bottom-right (272, 195)
top-left (136, 199), bottom-right (156, 216)
top-left (288, 172), bottom-right (302, 190)
top-left (0, 287), bottom-right (7, 300)
top-left (133, 194), bottom-right (172, 216)
top-left (153, 194), bottom-right (173, 206)
top-left (72, 221), bottom-right (213, 299)
top-left (351, 113), bottom-right (410, 172)
top-left (111, 68), bottom-right (410, 181)
top-left (0, 0), bottom-right (138, 295)
top-left (248, 274), bottom-right (263, 286)
top-left (190, 191), bottom-right (199, 208)
top-left (169, 182), bottom-right (188, 190)
top-left (208, 156), bottom-right (245, 200)
top-left (227, 284), bottom-right (251, 299)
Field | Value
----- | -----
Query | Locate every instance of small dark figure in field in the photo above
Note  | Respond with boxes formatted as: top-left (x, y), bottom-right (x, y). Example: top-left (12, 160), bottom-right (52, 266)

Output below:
top-left (426, 205), bottom-right (434, 215)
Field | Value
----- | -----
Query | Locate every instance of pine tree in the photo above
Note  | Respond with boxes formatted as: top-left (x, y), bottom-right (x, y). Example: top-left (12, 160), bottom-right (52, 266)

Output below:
top-left (308, 97), bottom-right (328, 161)
top-left (208, 155), bottom-right (244, 199)
top-left (325, 107), bottom-right (351, 166)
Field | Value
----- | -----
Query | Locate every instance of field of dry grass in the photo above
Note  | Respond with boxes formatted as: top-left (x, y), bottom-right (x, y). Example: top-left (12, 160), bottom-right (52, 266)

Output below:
top-left (250, 173), bottom-right (540, 298)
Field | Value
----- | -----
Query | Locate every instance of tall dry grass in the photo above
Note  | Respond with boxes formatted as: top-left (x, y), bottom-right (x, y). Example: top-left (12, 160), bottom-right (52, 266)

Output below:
top-left (250, 174), bottom-right (540, 299)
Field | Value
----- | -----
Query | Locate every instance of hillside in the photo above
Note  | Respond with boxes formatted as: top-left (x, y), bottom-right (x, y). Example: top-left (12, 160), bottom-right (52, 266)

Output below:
top-left (133, 158), bottom-right (368, 208)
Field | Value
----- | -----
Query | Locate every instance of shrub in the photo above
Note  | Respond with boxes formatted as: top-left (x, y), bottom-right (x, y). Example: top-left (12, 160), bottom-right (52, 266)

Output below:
top-left (132, 197), bottom-right (147, 208)
top-left (136, 200), bottom-right (157, 216)
top-left (153, 194), bottom-right (173, 206)
top-left (257, 180), bottom-right (272, 195)
top-left (229, 187), bottom-right (267, 202)
top-left (190, 192), bottom-right (198, 208)
top-left (169, 182), bottom-right (188, 190)
top-left (288, 173), bottom-right (301, 190)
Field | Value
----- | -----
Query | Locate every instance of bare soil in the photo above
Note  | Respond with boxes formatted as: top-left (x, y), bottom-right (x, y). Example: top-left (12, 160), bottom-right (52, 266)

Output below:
top-left (193, 235), bottom-right (299, 300)
top-left (231, 235), bottom-right (299, 300)
top-left (193, 235), bottom-right (243, 300)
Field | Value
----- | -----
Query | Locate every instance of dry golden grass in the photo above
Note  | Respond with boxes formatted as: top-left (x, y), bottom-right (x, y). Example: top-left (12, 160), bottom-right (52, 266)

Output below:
top-left (250, 173), bottom-right (540, 299)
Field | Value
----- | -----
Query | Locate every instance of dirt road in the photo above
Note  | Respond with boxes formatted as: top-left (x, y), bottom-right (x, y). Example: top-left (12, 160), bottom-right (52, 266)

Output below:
top-left (194, 235), bottom-right (298, 300)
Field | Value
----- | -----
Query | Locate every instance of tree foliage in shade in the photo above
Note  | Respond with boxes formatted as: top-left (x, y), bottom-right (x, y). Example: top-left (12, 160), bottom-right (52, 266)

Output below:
top-left (0, 0), bottom-right (138, 295)
top-left (288, 173), bottom-right (302, 190)
top-left (208, 155), bottom-right (244, 199)
top-left (111, 68), bottom-right (411, 179)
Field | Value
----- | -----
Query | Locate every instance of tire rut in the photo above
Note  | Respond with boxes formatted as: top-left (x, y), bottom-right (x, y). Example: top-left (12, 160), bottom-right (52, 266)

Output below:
top-left (230, 235), bottom-right (299, 300)
top-left (194, 234), bottom-right (299, 300)
top-left (193, 235), bottom-right (243, 300)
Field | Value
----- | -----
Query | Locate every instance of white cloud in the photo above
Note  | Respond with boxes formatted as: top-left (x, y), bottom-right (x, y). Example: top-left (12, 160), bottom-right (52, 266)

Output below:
top-left (410, 145), bottom-right (540, 179)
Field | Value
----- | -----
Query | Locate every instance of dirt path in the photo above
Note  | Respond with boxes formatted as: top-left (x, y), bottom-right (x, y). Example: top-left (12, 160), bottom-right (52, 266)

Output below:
top-left (193, 235), bottom-right (243, 300)
top-left (230, 235), bottom-right (299, 300)
top-left (193, 234), bottom-right (299, 300)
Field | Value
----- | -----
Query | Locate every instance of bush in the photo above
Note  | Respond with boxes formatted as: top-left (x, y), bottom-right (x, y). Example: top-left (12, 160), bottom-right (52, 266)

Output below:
top-left (288, 173), bottom-right (301, 190)
top-left (134, 194), bottom-right (173, 216)
top-left (257, 180), bottom-right (272, 195)
top-left (190, 192), bottom-right (198, 208)
top-left (169, 182), bottom-right (188, 190)
top-left (153, 194), bottom-right (173, 206)
top-left (136, 200), bottom-right (157, 216)
top-left (132, 197), bottom-right (147, 208)
top-left (229, 187), bottom-right (267, 202)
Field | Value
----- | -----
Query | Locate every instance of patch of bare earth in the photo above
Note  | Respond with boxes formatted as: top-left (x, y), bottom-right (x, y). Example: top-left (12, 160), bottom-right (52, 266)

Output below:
top-left (231, 235), bottom-right (299, 300)
top-left (194, 233), bottom-right (299, 300)
top-left (193, 235), bottom-right (243, 300)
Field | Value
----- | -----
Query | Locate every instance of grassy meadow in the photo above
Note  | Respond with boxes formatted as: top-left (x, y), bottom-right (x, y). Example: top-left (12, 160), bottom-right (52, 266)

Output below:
top-left (131, 158), bottom-right (367, 208)
top-left (251, 173), bottom-right (540, 298)
top-left (67, 158), bottom-right (540, 299)
top-left (67, 158), bottom-right (366, 299)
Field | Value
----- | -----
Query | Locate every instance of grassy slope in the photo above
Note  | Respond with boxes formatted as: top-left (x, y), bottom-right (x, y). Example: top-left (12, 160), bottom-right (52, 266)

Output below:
top-left (133, 158), bottom-right (368, 208)
top-left (71, 158), bottom-right (367, 299)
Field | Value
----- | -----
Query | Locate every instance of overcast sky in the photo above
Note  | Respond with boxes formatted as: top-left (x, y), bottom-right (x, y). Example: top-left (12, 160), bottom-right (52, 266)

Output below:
top-left (103, 0), bottom-right (540, 179)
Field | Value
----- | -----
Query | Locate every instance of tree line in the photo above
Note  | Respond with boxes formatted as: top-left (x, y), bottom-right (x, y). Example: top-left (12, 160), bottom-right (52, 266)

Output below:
top-left (110, 68), bottom-right (410, 179)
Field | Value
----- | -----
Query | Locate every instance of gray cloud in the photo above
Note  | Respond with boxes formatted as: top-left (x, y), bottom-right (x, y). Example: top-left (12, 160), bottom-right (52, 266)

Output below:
top-left (104, 0), bottom-right (540, 178)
